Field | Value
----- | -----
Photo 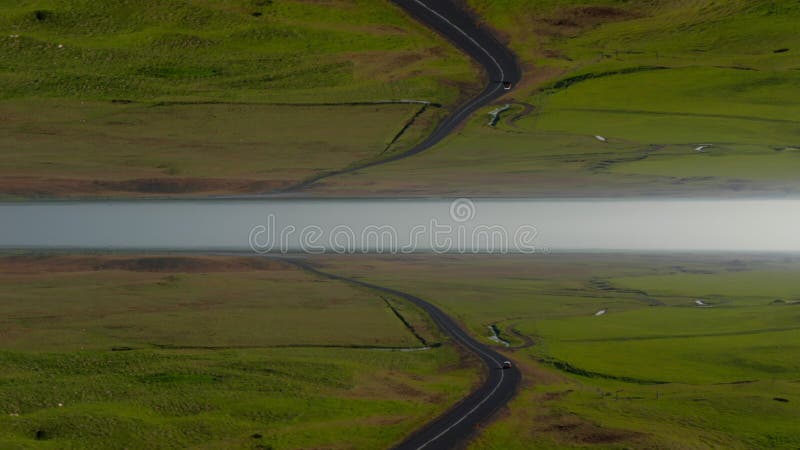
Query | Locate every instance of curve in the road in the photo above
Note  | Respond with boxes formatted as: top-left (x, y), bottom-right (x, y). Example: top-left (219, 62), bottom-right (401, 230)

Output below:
top-left (283, 0), bottom-right (520, 193)
top-left (284, 258), bottom-right (520, 450)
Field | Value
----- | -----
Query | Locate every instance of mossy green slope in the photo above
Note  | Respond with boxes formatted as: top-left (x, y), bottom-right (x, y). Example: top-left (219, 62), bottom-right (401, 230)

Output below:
top-left (0, 255), bottom-right (475, 449)
top-left (316, 254), bottom-right (800, 449)
top-left (0, 0), bottom-right (478, 197)
top-left (319, 0), bottom-right (800, 196)
top-left (0, 0), bottom-right (475, 103)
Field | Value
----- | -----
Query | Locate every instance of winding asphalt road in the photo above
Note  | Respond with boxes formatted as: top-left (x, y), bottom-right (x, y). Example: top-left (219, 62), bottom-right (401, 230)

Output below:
top-left (286, 0), bottom-right (521, 193)
top-left (285, 258), bottom-right (521, 450)
top-left (282, 3), bottom-right (522, 447)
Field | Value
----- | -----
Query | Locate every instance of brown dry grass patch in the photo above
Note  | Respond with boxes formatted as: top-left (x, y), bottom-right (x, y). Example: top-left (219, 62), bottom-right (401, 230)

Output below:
top-left (540, 410), bottom-right (641, 445)
top-left (543, 5), bottom-right (634, 33)
top-left (0, 176), bottom-right (288, 198)
top-left (0, 254), bottom-right (290, 274)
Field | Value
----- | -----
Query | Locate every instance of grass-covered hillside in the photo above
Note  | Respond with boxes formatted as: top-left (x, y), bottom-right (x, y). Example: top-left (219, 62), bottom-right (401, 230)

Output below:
top-left (320, 0), bottom-right (800, 196)
top-left (0, 254), bottom-right (476, 449)
top-left (0, 0), bottom-right (475, 102)
top-left (319, 253), bottom-right (800, 449)
top-left (4, 0), bottom-right (798, 197)
top-left (0, 0), bottom-right (477, 198)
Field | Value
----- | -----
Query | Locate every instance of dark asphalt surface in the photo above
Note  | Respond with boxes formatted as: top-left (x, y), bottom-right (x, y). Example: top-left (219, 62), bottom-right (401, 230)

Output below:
top-left (285, 258), bottom-right (521, 450)
top-left (286, 0), bottom-right (521, 193)
top-left (281, 3), bottom-right (522, 446)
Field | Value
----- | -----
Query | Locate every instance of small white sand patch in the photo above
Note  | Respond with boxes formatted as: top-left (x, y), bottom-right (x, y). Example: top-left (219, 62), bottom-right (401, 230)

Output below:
top-left (594, 135), bottom-right (607, 142)
top-left (594, 309), bottom-right (607, 316)
top-left (694, 299), bottom-right (712, 307)
top-left (396, 99), bottom-right (429, 104)
top-left (488, 104), bottom-right (511, 126)
top-left (398, 347), bottom-right (430, 352)
top-left (488, 325), bottom-right (510, 347)
top-left (695, 144), bottom-right (712, 152)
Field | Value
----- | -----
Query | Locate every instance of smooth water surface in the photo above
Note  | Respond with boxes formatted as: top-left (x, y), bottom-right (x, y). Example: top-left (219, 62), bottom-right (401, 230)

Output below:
top-left (1, 199), bottom-right (799, 253)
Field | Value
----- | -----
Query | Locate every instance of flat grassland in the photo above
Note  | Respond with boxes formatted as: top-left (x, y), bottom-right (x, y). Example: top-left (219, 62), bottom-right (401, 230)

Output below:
top-left (6, 1), bottom-right (799, 197)
top-left (4, 252), bottom-right (799, 447)
top-left (0, 100), bottom-right (437, 197)
top-left (316, 253), bottom-right (800, 449)
top-left (313, 1), bottom-right (800, 196)
top-left (0, 0), bottom-right (476, 197)
top-left (0, 254), bottom-right (477, 449)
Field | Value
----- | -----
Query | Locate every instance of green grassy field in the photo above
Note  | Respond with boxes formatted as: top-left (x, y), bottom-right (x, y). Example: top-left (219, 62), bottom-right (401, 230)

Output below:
top-left (316, 253), bottom-right (800, 448)
top-left (0, 99), bottom-right (441, 197)
top-left (0, 0), bottom-right (476, 197)
top-left (5, 0), bottom-right (799, 197)
top-left (0, 0), bottom-right (475, 103)
top-left (314, 0), bottom-right (800, 196)
top-left (0, 254), bottom-right (477, 449)
top-left (3, 252), bottom-right (799, 447)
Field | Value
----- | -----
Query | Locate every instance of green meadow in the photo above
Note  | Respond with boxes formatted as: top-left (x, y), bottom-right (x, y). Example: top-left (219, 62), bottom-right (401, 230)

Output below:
top-left (4, 252), bottom-right (799, 448)
top-left (0, 254), bottom-right (477, 449)
top-left (0, 99), bottom-right (439, 197)
top-left (3, 0), bottom-right (799, 197)
top-left (319, 0), bottom-right (800, 196)
top-left (319, 254), bottom-right (800, 448)
top-left (0, 0), bottom-right (474, 103)
top-left (0, 0), bottom-right (475, 197)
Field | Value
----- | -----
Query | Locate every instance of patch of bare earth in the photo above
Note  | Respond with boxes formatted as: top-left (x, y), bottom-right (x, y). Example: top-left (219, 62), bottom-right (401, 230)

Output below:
top-left (541, 411), bottom-right (641, 445)
top-left (360, 415), bottom-right (409, 426)
top-left (489, 351), bottom-right (645, 446)
top-left (544, 5), bottom-right (634, 32)
top-left (345, 50), bottom-right (428, 83)
top-left (478, 3), bottom-right (640, 99)
top-left (0, 176), bottom-right (288, 198)
top-left (347, 372), bottom-right (446, 405)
